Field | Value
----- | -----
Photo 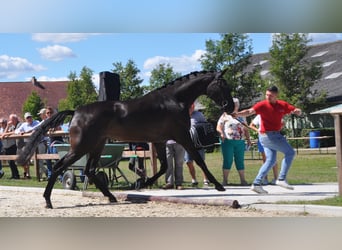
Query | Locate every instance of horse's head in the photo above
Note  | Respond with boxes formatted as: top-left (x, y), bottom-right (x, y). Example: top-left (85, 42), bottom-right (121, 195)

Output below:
top-left (207, 69), bottom-right (235, 114)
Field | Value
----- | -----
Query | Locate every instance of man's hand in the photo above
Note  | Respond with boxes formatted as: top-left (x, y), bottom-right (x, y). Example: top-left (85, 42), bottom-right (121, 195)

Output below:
top-left (291, 108), bottom-right (302, 116)
top-left (231, 111), bottom-right (238, 118)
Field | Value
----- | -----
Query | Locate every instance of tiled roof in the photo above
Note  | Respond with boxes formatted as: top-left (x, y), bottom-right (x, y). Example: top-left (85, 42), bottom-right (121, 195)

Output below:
top-left (0, 80), bottom-right (68, 120)
top-left (246, 40), bottom-right (342, 104)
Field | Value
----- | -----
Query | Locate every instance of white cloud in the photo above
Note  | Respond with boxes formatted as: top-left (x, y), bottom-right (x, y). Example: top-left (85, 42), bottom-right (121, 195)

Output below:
top-left (271, 33), bottom-right (342, 45)
top-left (0, 55), bottom-right (46, 79)
top-left (38, 45), bottom-right (76, 61)
top-left (31, 74), bottom-right (100, 92)
top-left (27, 76), bottom-right (69, 82)
top-left (143, 49), bottom-right (205, 74)
top-left (92, 74), bottom-right (100, 91)
top-left (308, 33), bottom-right (342, 44)
top-left (32, 33), bottom-right (99, 43)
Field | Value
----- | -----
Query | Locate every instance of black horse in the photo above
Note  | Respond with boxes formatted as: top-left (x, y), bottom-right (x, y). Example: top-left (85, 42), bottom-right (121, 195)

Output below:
top-left (17, 70), bottom-right (235, 208)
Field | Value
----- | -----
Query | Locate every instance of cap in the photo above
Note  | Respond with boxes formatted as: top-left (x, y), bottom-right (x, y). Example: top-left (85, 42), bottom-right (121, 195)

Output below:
top-left (24, 112), bottom-right (32, 119)
top-left (37, 108), bottom-right (46, 115)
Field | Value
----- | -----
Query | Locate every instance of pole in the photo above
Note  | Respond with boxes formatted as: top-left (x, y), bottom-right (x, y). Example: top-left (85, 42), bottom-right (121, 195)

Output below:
top-left (333, 114), bottom-right (342, 195)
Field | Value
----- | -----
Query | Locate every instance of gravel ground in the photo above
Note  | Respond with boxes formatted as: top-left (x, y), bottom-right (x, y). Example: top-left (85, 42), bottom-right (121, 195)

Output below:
top-left (0, 185), bottom-right (309, 217)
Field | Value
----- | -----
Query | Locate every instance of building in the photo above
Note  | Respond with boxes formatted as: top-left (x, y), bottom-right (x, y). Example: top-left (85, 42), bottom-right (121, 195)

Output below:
top-left (246, 40), bottom-right (342, 104)
top-left (0, 79), bottom-right (68, 120)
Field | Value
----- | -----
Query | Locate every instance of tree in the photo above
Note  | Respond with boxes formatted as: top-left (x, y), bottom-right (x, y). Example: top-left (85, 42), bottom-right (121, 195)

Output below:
top-left (269, 33), bottom-right (326, 137)
top-left (111, 59), bottom-right (144, 101)
top-left (22, 91), bottom-right (45, 120)
top-left (199, 33), bottom-right (264, 121)
top-left (269, 33), bottom-right (325, 113)
top-left (147, 63), bottom-right (182, 92)
top-left (58, 66), bottom-right (98, 111)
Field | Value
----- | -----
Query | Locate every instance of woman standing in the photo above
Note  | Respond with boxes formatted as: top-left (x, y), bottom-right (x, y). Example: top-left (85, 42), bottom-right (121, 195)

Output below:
top-left (216, 98), bottom-right (251, 186)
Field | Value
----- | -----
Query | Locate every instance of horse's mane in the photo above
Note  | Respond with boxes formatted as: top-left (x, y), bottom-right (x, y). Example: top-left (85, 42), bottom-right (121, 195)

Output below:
top-left (153, 70), bottom-right (215, 92)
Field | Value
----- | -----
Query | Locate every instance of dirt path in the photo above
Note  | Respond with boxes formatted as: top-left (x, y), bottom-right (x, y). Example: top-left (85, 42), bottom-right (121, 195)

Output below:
top-left (0, 185), bottom-right (309, 217)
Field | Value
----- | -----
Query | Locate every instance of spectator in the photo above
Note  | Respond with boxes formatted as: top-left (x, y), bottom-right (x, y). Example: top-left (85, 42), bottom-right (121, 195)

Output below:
top-left (234, 85), bottom-right (301, 194)
top-left (36, 108), bottom-right (49, 180)
top-left (185, 103), bottom-right (210, 188)
top-left (15, 112), bottom-right (39, 179)
top-left (249, 114), bottom-right (279, 185)
top-left (128, 142), bottom-right (149, 179)
top-left (1, 114), bottom-right (21, 179)
top-left (163, 140), bottom-right (185, 190)
top-left (39, 106), bottom-right (64, 180)
top-left (0, 118), bottom-right (6, 178)
top-left (216, 98), bottom-right (250, 186)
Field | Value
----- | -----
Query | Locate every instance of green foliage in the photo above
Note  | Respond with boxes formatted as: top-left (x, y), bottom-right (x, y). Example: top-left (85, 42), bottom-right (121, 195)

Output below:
top-left (22, 91), bottom-right (45, 120)
top-left (269, 33), bottom-right (326, 114)
top-left (58, 66), bottom-right (98, 111)
top-left (112, 59), bottom-right (144, 101)
top-left (147, 63), bottom-right (182, 92)
top-left (200, 33), bottom-right (264, 120)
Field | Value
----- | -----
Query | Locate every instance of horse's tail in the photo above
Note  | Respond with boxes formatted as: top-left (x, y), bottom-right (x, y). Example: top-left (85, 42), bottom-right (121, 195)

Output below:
top-left (16, 110), bottom-right (75, 165)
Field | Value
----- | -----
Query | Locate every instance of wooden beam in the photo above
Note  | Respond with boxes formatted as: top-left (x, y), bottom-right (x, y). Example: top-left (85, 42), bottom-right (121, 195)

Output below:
top-left (333, 114), bottom-right (342, 195)
top-left (0, 131), bottom-right (69, 140)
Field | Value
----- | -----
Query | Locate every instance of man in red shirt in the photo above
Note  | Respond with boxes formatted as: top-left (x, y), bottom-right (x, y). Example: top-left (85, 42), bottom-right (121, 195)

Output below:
top-left (234, 85), bottom-right (301, 194)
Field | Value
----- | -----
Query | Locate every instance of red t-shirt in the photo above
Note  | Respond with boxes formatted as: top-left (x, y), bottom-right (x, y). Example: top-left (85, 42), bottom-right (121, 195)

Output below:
top-left (253, 100), bottom-right (295, 133)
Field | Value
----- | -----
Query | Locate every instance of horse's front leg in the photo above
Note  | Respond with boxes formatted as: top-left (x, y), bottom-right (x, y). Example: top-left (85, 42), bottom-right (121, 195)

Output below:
top-left (143, 143), bottom-right (167, 188)
top-left (85, 155), bottom-right (117, 203)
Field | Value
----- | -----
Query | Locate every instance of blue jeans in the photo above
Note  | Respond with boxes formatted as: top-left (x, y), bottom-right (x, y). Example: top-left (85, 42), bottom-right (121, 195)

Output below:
top-left (184, 148), bottom-right (205, 163)
top-left (253, 132), bottom-right (295, 185)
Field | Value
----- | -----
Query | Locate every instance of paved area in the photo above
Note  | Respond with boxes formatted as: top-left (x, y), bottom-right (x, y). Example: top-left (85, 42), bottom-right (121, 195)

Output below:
top-left (111, 182), bottom-right (342, 216)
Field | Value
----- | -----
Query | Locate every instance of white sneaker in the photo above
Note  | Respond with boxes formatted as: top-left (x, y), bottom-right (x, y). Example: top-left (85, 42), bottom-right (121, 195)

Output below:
top-left (251, 184), bottom-right (268, 194)
top-left (275, 180), bottom-right (294, 190)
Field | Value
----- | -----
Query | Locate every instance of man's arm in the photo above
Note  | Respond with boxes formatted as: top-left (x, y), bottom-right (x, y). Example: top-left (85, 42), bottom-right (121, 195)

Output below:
top-left (233, 108), bottom-right (256, 118)
top-left (249, 121), bottom-right (259, 133)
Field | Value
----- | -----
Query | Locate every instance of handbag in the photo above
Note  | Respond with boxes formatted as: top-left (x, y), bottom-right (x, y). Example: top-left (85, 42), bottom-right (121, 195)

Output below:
top-left (190, 122), bottom-right (219, 149)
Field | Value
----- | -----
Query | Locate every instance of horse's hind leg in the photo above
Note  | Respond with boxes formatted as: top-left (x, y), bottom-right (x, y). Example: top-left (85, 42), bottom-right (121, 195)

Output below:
top-left (84, 151), bottom-right (117, 203)
top-left (43, 155), bottom-right (73, 208)
top-left (143, 143), bottom-right (168, 188)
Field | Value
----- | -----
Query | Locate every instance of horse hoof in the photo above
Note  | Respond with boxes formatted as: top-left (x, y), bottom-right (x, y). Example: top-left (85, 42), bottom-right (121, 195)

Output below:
top-left (45, 202), bottom-right (53, 209)
top-left (109, 196), bottom-right (117, 203)
top-left (144, 177), bottom-right (153, 187)
top-left (216, 185), bottom-right (226, 191)
top-left (131, 178), bottom-right (147, 190)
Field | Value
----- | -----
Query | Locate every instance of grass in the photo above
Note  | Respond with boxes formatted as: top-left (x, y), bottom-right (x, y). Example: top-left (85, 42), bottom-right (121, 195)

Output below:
top-left (279, 196), bottom-right (342, 207)
top-left (0, 146), bottom-right (339, 205)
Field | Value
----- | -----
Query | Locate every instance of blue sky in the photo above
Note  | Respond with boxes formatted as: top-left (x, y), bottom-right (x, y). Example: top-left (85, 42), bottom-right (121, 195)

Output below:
top-left (1, 33), bottom-right (342, 89)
